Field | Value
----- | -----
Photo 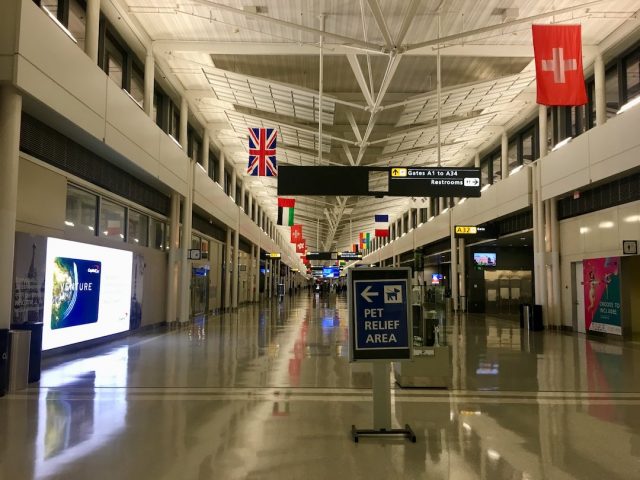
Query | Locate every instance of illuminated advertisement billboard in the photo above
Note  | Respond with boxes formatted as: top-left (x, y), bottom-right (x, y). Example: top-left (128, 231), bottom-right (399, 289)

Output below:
top-left (42, 238), bottom-right (133, 351)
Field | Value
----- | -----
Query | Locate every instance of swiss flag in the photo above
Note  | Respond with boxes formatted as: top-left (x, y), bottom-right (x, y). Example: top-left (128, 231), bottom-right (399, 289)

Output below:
top-left (532, 25), bottom-right (587, 106)
top-left (295, 239), bottom-right (306, 254)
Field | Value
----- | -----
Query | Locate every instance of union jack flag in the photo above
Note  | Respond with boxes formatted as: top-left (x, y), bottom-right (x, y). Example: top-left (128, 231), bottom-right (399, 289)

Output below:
top-left (247, 127), bottom-right (277, 177)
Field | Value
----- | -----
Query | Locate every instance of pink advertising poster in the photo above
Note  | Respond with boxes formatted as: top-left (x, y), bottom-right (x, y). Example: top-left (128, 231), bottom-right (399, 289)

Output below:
top-left (582, 257), bottom-right (622, 335)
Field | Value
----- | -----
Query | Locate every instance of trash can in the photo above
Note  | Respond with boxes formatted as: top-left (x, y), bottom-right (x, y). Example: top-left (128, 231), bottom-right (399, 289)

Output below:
top-left (8, 330), bottom-right (30, 393)
top-left (519, 304), bottom-right (531, 329)
top-left (531, 304), bottom-right (544, 331)
top-left (0, 329), bottom-right (9, 397)
top-left (11, 322), bottom-right (43, 383)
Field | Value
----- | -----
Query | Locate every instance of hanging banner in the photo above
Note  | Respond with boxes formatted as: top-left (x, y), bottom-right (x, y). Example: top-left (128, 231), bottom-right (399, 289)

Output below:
top-left (290, 224), bottom-right (303, 243)
top-left (295, 239), bottom-right (306, 254)
top-left (582, 257), bottom-right (621, 335)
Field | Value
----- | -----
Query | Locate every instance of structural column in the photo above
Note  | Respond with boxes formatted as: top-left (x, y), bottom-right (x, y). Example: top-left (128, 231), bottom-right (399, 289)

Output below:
top-left (224, 229), bottom-right (232, 310)
top-left (143, 50), bottom-right (154, 118)
top-left (594, 54), bottom-right (607, 127)
top-left (231, 229), bottom-right (239, 309)
top-left (449, 210), bottom-right (459, 312)
top-left (474, 151), bottom-right (480, 168)
top-left (459, 238), bottom-right (466, 312)
top-left (179, 97), bottom-right (188, 150)
top-left (536, 105), bottom-right (548, 311)
top-left (179, 160), bottom-right (196, 322)
top-left (166, 192), bottom-right (180, 324)
top-left (501, 130), bottom-right (508, 180)
top-left (0, 87), bottom-right (22, 330)
top-left (85, 0), bottom-right (100, 63)
top-left (230, 171), bottom-right (237, 202)
top-left (254, 245), bottom-right (260, 302)
top-left (201, 128), bottom-right (210, 172)
top-left (240, 179), bottom-right (246, 211)
top-left (550, 199), bottom-right (562, 327)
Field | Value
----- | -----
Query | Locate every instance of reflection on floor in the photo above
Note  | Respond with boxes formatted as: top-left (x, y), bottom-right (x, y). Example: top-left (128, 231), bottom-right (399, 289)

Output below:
top-left (2, 292), bottom-right (640, 479)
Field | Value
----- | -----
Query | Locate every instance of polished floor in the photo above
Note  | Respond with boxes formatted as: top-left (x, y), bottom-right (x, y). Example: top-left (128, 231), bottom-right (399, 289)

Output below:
top-left (1, 292), bottom-right (640, 479)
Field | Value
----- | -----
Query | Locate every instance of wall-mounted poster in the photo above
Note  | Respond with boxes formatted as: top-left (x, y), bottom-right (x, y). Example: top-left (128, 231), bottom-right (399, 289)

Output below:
top-left (583, 257), bottom-right (621, 335)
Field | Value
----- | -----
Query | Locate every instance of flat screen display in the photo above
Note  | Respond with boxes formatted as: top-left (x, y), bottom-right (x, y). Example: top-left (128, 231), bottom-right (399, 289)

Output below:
top-left (473, 252), bottom-right (496, 267)
top-left (431, 273), bottom-right (443, 285)
top-left (322, 267), bottom-right (340, 278)
top-left (42, 238), bottom-right (133, 351)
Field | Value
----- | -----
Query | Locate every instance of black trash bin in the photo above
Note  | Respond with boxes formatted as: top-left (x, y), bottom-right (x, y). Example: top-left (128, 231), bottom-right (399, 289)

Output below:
top-left (10, 322), bottom-right (43, 383)
top-left (531, 305), bottom-right (544, 331)
top-left (0, 329), bottom-right (9, 397)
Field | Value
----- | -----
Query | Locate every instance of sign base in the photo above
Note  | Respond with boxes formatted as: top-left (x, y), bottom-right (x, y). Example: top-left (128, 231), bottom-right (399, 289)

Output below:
top-left (351, 424), bottom-right (417, 443)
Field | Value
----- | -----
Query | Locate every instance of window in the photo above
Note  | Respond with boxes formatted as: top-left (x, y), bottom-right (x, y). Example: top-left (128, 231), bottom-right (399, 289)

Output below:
top-left (244, 192), bottom-right (249, 211)
top-left (624, 49), bottom-right (640, 102)
top-left (188, 127), bottom-right (201, 162)
top-left (507, 140), bottom-right (518, 175)
top-left (411, 209), bottom-right (417, 229)
top-left (129, 64), bottom-right (144, 107)
top-left (224, 170), bottom-right (231, 196)
top-left (150, 217), bottom-right (166, 250)
top-left (481, 159), bottom-right (490, 186)
top-left (235, 181), bottom-right (242, 206)
top-left (403, 212), bottom-right (409, 233)
top-left (169, 103), bottom-right (180, 140)
top-left (605, 66), bottom-right (620, 118)
top-left (100, 198), bottom-right (126, 242)
top-left (521, 127), bottom-right (535, 165)
top-left (128, 210), bottom-right (148, 246)
top-left (67, 0), bottom-right (86, 50)
top-left (104, 34), bottom-right (125, 89)
top-left (209, 151), bottom-right (218, 181)
top-left (492, 152), bottom-right (501, 184)
top-left (65, 185), bottom-right (97, 234)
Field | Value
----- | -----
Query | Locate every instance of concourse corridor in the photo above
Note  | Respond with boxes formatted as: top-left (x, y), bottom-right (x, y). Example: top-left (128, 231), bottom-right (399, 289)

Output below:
top-left (1, 293), bottom-right (640, 480)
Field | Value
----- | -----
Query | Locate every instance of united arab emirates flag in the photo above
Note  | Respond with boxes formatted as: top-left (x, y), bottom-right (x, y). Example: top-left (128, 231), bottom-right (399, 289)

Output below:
top-left (277, 198), bottom-right (295, 226)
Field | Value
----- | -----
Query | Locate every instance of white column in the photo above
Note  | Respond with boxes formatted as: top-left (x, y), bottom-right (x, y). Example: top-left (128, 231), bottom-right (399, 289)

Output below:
top-left (85, 0), bottom-right (100, 63)
top-left (532, 164), bottom-right (541, 306)
top-left (501, 130), bottom-right (508, 179)
top-left (254, 246), bottom-right (260, 302)
top-left (536, 166), bottom-right (547, 311)
top-left (201, 128), bottom-right (210, 171)
top-left (218, 151), bottom-right (225, 188)
top-left (426, 198), bottom-right (432, 219)
top-left (459, 238), bottom-right (466, 312)
top-left (550, 199), bottom-right (562, 327)
top-left (594, 54), bottom-right (606, 127)
top-left (179, 97), bottom-right (188, 150)
top-left (450, 210), bottom-right (459, 311)
top-left (224, 229), bottom-right (232, 310)
top-left (539, 105), bottom-right (548, 158)
top-left (143, 50), bottom-right (154, 118)
top-left (474, 151), bottom-right (480, 168)
top-left (166, 192), bottom-right (180, 324)
top-left (179, 160), bottom-right (196, 322)
top-left (0, 86), bottom-right (22, 330)
top-left (231, 230), bottom-right (239, 309)
top-left (439, 197), bottom-right (445, 213)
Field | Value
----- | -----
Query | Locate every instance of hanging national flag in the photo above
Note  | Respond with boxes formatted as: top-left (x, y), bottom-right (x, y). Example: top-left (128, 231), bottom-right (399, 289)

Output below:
top-left (532, 24), bottom-right (587, 106)
top-left (290, 224), bottom-right (303, 243)
top-left (277, 198), bottom-right (295, 226)
top-left (247, 127), bottom-right (277, 176)
top-left (352, 244), bottom-right (359, 253)
top-left (374, 214), bottom-right (389, 237)
top-left (295, 239), bottom-right (306, 254)
top-left (359, 232), bottom-right (371, 250)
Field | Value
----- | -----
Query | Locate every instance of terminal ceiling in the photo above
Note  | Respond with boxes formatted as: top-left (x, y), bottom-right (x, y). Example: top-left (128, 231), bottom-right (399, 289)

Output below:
top-left (121, 0), bottom-right (640, 251)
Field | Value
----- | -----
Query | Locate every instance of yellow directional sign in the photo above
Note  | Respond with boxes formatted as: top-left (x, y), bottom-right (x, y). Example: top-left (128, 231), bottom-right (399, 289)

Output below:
top-left (391, 168), bottom-right (407, 177)
top-left (455, 226), bottom-right (478, 235)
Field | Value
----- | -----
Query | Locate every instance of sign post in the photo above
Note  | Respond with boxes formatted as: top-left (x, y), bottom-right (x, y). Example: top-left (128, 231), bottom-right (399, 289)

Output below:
top-left (348, 267), bottom-right (416, 443)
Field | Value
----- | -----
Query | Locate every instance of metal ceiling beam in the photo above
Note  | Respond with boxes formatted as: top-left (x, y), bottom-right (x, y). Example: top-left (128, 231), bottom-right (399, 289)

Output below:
top-left (187, 0), bottom-right (386, 54)
top-left (366, 0), bottom-right (395, 51)
top-left (394, 0), bottom-right (422, 46)
top-left (404, 0), bottom-right (605, 53)
top-left (154, 40), bottom-right (538, 57)
top-left (341, 144), bottom-right (356, 166)
top-left (346, 55), bottom-right (375, 109)
top-left (345, 111), bottom-right (363, 144)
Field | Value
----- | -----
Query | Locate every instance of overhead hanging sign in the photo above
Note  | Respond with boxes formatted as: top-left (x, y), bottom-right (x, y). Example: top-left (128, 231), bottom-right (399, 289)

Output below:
top-left (388, 167), bottom-right (481, 197)
top-left (306, 251), bottom-right (335, 261)
top-left (263, 252), bottom-right (281, 259)
top-left (337, 252), bottom-right (362, 261)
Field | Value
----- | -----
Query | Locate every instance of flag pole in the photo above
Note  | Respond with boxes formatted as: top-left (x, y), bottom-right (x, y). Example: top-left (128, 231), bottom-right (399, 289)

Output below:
top-left (318, 14), bottom-right (325, 166)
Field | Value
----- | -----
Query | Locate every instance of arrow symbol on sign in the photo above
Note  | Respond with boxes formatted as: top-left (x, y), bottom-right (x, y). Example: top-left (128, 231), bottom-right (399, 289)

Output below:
top-left (361, 285), bottom-right (379, 303)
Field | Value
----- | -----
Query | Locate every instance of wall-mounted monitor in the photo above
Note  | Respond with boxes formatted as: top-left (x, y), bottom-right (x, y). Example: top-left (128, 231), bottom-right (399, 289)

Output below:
top-left (42, 238), bottom-right (133, 351)
top-left (473, 252), bottom-right (497, 267)
top-left (431, 273), bottom-right (443, 285)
